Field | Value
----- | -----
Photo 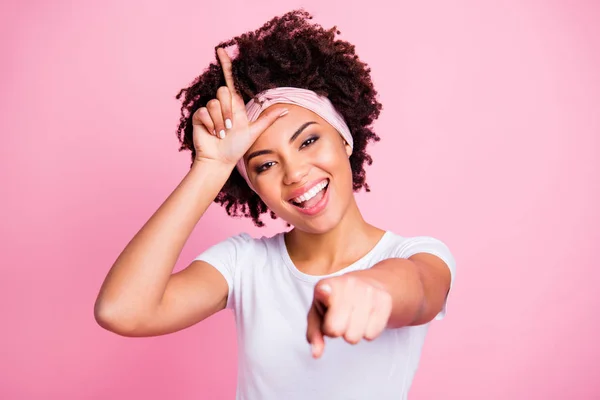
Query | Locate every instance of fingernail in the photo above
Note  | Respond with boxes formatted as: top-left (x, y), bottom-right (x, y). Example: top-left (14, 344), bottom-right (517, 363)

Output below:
top-left (319, 284), bottom-right (332, 294)
top-left (279, 109), bottom-right (289, 117)
top-left (219, 130), bottom-right (226, 139)
top-left (213, 130), bottom-right (216, 136)
top-left (225, 119), bottom-right (232, 129)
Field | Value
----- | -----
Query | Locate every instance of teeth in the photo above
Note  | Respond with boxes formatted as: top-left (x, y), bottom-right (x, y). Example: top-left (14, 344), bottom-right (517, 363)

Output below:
top-left (292, 180), bottom-right (328, 204)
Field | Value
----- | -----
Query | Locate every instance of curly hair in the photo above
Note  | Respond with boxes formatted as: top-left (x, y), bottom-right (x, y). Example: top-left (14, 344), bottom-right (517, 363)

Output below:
top-left (175, 9), bottom-right (382, 226)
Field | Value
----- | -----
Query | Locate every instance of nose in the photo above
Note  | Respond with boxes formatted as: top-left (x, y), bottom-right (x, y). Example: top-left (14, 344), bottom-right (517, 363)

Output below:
top-left (282, 156), bottom-right (309, 186)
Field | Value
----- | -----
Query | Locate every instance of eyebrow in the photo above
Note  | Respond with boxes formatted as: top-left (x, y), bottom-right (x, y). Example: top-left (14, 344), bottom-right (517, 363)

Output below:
top-left (246, 121), bottom-right (318, 163)
top-left (289, 121), bottom-right (317, 143)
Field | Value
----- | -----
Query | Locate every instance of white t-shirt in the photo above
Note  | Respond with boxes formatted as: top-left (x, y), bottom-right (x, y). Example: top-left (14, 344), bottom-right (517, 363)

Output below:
top-left (195, 231), bottom-right (456, 400)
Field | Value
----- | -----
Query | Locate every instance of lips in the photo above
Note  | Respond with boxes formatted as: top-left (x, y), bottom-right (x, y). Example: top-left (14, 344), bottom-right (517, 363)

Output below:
top-left (287, 179), bottom-right (330, 216)
top-left (290, 180), bottom-right (329, 205)
top-left (286, 178), bottom-right (330, 203)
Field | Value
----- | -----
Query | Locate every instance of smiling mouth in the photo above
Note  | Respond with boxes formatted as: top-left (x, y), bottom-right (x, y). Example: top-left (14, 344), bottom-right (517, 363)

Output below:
top-left (289, 180), bottom-right (329, 209)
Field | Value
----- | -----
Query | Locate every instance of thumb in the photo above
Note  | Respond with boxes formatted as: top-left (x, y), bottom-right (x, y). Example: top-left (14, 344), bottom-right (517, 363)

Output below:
top-left (248, 108), bottom-right (289, 139)
top-left (314, 282), bottom-right (333, 308)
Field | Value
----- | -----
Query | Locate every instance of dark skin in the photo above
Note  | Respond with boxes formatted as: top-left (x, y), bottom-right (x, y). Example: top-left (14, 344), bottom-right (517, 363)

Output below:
top-left (95, 15), bottom-right (451, 361)
top-left (175, 9), bottom-right (382, 227)
top-left (212, 50), bottom-right (452, 358)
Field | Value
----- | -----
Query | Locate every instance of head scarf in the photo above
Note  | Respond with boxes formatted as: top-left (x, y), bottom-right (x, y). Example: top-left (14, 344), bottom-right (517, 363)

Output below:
top-left (237, 87), bottom-right (353, 191)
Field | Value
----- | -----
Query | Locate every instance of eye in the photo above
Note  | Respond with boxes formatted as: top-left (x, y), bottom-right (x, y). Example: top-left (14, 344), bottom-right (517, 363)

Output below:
top-left (300, 136), bottom-right (319, 149)
top-left (255, 161), bottom-right (276, 174)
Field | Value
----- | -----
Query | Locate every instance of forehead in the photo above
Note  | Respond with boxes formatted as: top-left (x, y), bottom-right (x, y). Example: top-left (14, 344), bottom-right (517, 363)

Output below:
top-left (249, 104), bottom-right (334, 149)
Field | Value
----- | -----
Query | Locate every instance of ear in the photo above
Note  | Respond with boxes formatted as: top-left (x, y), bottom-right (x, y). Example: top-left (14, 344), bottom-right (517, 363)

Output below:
top-left (345, 141), bottom-right (352, 157)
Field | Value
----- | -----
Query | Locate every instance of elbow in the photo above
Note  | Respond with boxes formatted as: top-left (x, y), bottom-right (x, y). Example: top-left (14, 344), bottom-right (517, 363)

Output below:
top-left (93, 299), bottom-right (143, 337)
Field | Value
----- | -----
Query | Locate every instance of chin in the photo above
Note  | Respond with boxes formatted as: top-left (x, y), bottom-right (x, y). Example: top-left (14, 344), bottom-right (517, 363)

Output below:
top-left (285, 213), bottom-right (342, 235)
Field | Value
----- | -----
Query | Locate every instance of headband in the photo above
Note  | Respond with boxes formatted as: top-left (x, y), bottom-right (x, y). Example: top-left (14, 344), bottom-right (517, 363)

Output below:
top-left (236, 87), bottom-right (353, 191)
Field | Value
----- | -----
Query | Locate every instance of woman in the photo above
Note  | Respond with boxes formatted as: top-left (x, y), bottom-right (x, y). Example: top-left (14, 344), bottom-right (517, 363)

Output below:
top-left (95, 10), bottom-right (455, 399)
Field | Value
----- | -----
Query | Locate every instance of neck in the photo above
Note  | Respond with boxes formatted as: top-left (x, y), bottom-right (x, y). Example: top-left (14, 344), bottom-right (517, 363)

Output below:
top-left (285, 198), bottom-right (385, 275)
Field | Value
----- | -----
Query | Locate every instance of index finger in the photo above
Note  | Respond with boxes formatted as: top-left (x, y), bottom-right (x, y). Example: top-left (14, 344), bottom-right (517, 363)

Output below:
top-left (217, 47), bottom-right (236, 95)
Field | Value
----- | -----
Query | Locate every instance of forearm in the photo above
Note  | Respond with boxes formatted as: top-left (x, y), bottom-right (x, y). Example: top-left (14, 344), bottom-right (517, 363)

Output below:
top-left (351, 258), bottom-right (425, 328)
top-left (95, 160), bottom-right (234, 320)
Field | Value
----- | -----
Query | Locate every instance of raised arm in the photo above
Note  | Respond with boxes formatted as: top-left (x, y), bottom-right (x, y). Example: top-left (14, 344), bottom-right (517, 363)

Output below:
top-left (94, 48), bottom-right (287, 337)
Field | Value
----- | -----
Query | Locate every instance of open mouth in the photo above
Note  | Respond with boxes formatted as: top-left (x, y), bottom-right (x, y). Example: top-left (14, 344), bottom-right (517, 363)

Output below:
top-left (289, 179), bottom-right (329, 209)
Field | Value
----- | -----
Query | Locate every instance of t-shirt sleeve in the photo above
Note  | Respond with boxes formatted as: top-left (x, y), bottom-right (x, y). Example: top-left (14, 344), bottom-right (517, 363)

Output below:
top-left (393, 236), bottom-right (456, 320)
top-left (193, 233), bottom-right (253, 309)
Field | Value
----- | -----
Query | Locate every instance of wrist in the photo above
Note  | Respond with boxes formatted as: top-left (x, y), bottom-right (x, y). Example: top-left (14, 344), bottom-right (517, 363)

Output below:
top-left (351, 259), bottom-right (417, 296)
top-left (191, 157), bottom-right (236, 175)
top-left (349, 271), bottom-right (389, 293)
top-left (183, 158), bottom-right (236, 192)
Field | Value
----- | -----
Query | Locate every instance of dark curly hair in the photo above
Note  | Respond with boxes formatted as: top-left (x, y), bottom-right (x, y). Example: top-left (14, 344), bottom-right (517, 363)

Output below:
top-left (175, 9), bottom-right (382, 226)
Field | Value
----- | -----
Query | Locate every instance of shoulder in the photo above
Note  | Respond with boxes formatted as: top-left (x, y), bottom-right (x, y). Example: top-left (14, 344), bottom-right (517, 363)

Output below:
top-left (236, 231), bottom-right (284, 249)
top-left (381, 231), bottom-right (456, 269)
top-left (198, 231), bottom-right (283, 257)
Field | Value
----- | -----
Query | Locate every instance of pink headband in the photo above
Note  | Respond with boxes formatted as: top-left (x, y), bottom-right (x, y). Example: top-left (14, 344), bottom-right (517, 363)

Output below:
top-left (236, 87), bottom-right (353, 191)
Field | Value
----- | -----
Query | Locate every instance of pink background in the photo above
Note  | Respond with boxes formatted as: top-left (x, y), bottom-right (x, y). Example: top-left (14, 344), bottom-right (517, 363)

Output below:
top-left (1, 1), bottom-right (599, 399)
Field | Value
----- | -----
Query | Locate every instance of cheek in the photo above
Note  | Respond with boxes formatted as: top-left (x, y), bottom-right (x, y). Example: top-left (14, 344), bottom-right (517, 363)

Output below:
top-left (314, 151), bottom-right (337, 167)
top-left (314, 141), bottom-right (352, 180)
top-left (255, 181), bottom-right (287, 214)
top-left (256, 182), bottom-right (279, 204)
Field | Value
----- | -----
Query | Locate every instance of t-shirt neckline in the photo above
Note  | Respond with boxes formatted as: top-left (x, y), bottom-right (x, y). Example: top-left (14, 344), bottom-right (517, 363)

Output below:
top-left (277, 230), bottom-right (392, 283)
